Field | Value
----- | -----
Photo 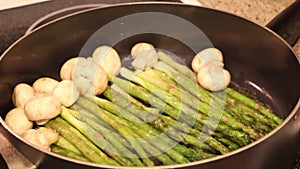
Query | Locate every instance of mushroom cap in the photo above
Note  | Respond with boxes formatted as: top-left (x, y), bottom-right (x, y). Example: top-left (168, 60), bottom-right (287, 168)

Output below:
top-left (93, 65), bottom-right (109, 95)
top-left (12, 83), bottom-right (35, 109)
top-left (32, 77), bottom-right (59, 94)
top-left (72, 57), bottom-right (108, 95)
top-left (23, 129), bottom-right (49, 150)
top-left (37, 127), bottom-right (59, 144)
top-left (24, 95), bottom-right (61, 121)
top-left (131, 42), bottom-right (156, 58)
top-left (72, 76), bottom-right (92, 95)
top-left (60, 57), bottom-right (79, 80)
top-left (23, 127), bottom-right (58, 150)
top-left (92, 46), bottom-right (121, 75)
top-left (192, 48), bottom-right (223, 73)
top-left (53, 80), bottom-right (80, 107)
top-left (130, 42), bottom-right (158, 71)
top-left (197, 67), bottom-right (231, 91)
top-left (5, 108), bottom-right (33, 136)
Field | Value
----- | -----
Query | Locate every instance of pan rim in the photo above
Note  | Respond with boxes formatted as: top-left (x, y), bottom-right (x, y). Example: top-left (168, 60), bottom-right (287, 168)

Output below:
top-left (1, 99), bottom-right (299, 168)
top-left (1, 1), bottom-right (299, 62)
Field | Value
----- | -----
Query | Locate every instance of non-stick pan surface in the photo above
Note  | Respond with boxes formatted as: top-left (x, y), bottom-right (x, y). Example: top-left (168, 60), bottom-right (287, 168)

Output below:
top-left (0, 2), bottom-right (299, 169)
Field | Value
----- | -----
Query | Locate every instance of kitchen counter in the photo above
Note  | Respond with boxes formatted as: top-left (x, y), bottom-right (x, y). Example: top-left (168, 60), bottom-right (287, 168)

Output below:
top-left (198, 0), bottom-right (300, 57)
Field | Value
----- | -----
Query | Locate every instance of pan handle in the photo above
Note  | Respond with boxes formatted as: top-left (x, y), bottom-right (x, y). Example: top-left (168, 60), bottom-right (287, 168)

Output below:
top-left (0, 124), bottom-right (36, 169)
top-left (266, 0), bottom-right (300, 47)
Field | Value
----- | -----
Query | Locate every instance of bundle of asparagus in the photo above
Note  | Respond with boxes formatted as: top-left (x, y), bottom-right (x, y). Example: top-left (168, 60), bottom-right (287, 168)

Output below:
top-left (45, 51), bottom-right (283, 166)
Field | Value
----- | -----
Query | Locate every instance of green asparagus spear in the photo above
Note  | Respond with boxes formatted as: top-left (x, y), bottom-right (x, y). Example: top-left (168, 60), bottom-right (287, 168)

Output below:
top-left (193, 148), bottom-right (216, 159)
top-left (70, 104), bottom-right (112, 129)
top-left (226, 97), bottom-right (277, 128)
top-left (54, 135), bottom-right (82, 155)
top-left (213, 133), bottom-right (240, 151)
top-left (76, 97), bottom-right (155, 166)
top-left (156, 51), bottom-right (282, 126)
top-left (120, 67), bottom-right (262, 140)
top-left (129, 131), bottom-right (177, 165)
top-left (70, 104), bottom-right (133, 150)
top-left (150, 67), bottom-right (272, 136)
top-left (60, 107), bottom-right (136, 166)
top-left (225, 101), bottom-right (272, 133)
top-left (108, 75), bottom-right (253, 146)
top-left (145, 67), bottom-right (265, 136)
top-left (103, 87), bottom-right (209, 151)
top-left (157, 51), bottom-right (196, 78)
top-left (46, 117), bottom-right (119, 165)
top-left (51, 145), bottom-right (90, 162)
top-left (225, 87), bottom-right (283, 125)
top-left (77, 96), bottom-right (193, 164)
top-left (124, 120), bottom-right (191, 164)
top-left (103, 85), bottom-right (161, 122)
top-left (88, 93), bottom-right (207, 161)
top-left (104, 85), bottom-right (229, 154)
top-left (149, 67), bottom-right (274, 133)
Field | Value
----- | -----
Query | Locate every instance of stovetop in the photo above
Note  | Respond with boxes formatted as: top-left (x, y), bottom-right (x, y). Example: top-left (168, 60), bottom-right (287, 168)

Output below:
top-left (0, 154), bottom-right (8, 169)
top-left (0, 0), bottom-right (299, 169)
top-left (0, 0), bottom-right (179, 55)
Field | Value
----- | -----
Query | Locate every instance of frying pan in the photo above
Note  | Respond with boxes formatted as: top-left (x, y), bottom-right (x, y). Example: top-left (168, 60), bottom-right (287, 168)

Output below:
top-left (0, 1), bottom-right (299, 169)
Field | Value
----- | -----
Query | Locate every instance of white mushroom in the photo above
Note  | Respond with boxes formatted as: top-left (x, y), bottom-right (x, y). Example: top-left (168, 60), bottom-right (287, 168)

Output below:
top-left (32, 77), bottom-right (59, 94)
top-left (131, 42), bottom-right (156, 58)
top-left (12, 83), bottom-right (35, 109)
top-left (53, 80), bottom-right (80, 107)
top-left (36, 119), bottom-right (51, 126)
top-left (131, 58), bottom-right (147, 71)
top-left (23, 127), bottom-right (59, 151)
top-left (34, 92), bottom-right (47, 97)
top-left (192, 48), bottom-right (223, 73)
top-left (72, 76), bottom-right (92, 95)
top-left (24, 95), bottom-right (61, 122)
top-left (192, 48), bottom-right (231, 91)
top-left (71, 57), bottom-right (108, 95)
top-left (92, 46), bottom-right (121, 75)
top-left (130, 42), bottom-right (158, 71)
top-left (38, 127), bottom-right (59, 143)
top-left (197, 61), bottom-right (231, 91)
top-left (5, 108), bottom-right (33, 136)
top-left (60, 57), bottom-right (79, 80)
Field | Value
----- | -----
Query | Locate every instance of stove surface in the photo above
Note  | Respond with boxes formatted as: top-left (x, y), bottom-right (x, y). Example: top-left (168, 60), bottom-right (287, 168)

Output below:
top-left (0, 0), bottom-right (181, 54)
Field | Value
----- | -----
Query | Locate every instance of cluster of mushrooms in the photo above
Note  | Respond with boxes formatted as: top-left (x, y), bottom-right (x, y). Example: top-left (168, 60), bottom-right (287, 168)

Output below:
top-left (4, 42), bottom-right (230, 151)
top-left (130, 43), bottom-right (231, 91)
top-left (4, 45), bottom-right (122, 151)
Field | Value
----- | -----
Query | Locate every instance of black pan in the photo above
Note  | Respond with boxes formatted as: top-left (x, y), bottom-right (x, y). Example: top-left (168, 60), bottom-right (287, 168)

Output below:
top-left (0, 2), bottom-right (299, 169)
